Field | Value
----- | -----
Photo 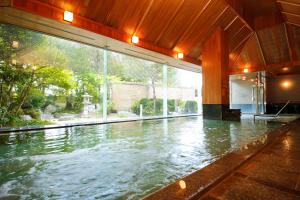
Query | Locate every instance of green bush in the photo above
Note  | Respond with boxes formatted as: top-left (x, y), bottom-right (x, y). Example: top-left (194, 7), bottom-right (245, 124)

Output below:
top-left (184, 100), bottom-right (198, 113)
top-left (24, 108), bottom-right (41, 119)
top-left (167, 99), bottom-right (175, 112)
top-left (0, 107), bottom-right (9, 127)
top-left (131, 98), bottom-right (163, 116)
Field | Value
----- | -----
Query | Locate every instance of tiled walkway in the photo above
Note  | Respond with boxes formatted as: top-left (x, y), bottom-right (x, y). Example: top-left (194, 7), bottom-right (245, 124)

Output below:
top-left (199, 125), bottom-right (300, 200)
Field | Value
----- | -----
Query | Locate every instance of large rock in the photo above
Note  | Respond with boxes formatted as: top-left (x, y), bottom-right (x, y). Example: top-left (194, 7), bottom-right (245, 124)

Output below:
top-left (44, 105), bottom-right (57, 114)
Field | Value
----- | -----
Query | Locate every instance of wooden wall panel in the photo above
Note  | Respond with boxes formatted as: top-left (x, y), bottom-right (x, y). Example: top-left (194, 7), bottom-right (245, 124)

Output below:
top-left (202, 28), bottom-right (228, 104)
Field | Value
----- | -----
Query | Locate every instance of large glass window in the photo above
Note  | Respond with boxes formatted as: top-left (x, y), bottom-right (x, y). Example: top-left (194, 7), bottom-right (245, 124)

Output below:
top-left (0, 23), bottom-right (103, 127)
top-left (107, 52), bottom-right (163, 119)
top-left (167, 67), bottom-right (202, 116)
top-left (0, 23), bottom-right (202, 129)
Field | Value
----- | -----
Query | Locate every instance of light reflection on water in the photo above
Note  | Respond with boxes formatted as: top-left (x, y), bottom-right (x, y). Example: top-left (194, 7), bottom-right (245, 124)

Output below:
top-left (0, 117), bottom-right (281, 199)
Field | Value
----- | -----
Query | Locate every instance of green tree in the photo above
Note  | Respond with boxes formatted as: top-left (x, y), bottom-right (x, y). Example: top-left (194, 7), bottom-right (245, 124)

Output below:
top-left (0, 24), bottom-right (74, 126)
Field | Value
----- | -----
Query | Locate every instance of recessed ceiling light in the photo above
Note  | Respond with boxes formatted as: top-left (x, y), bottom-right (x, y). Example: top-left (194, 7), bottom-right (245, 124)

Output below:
top-left (64, 11), bottom-right (73, 22)
top-left (131, 35), bottom-right (139, 44)
top-left (177, 52), bottom-right (184, 59)
top-left (243, 68), bottom-right (249, 73)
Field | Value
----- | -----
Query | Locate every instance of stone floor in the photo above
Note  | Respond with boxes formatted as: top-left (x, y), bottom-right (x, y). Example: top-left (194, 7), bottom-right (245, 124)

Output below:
top-left (199, 125), bottom-right (300, 200)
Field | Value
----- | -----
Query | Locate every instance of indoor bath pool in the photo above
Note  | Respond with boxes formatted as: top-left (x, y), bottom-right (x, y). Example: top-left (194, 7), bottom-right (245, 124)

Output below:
top-left (0, 117), bottom-right (282, 199)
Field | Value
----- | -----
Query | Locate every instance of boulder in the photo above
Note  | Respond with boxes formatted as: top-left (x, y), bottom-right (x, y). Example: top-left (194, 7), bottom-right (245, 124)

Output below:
top-left (44, 105), bottom-right (57, 114)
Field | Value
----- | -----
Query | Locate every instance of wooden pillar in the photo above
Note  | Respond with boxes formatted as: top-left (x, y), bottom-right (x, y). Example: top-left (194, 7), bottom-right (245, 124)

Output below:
top-left (202, 28), bottom-right (238, 120)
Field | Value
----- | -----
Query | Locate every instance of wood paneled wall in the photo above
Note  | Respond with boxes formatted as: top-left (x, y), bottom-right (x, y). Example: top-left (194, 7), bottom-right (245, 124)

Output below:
top-left (202, 28), bottom-right (229, 104)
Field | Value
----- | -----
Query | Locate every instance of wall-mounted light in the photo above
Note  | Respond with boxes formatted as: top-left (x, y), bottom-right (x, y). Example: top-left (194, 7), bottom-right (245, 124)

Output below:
top-left (131, 35), bottom-right (139, 44)
top-left (64, 11), bottom-right (73, 22)
top-left (12, 41), bottom-right (19, 49)
top-left (177, 52), bottom-right (184, 59)
top-left (243, 68), bottom-right (249, 73)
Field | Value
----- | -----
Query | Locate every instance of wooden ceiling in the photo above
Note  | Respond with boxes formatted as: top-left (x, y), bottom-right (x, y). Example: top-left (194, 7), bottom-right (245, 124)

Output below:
top-left (9, 0), bottom-right (300, 75)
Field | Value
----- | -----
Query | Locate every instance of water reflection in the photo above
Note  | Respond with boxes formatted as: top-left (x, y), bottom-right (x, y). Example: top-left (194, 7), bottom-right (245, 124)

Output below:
top-left (0, 117), bottom-right (281, 199)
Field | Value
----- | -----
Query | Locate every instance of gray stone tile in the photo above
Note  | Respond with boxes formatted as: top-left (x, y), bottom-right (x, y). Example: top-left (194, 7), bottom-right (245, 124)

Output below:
top-left (203, 176), bottom-right (300, 200)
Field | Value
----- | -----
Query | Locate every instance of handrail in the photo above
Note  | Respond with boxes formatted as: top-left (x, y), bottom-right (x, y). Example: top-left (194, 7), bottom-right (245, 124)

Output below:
top-left (275, 100), bottom-right (290, 117)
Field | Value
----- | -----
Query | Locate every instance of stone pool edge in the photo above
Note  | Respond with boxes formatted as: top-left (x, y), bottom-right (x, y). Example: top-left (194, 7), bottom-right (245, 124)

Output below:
top-left (143, 119), bottom-right (299, 200)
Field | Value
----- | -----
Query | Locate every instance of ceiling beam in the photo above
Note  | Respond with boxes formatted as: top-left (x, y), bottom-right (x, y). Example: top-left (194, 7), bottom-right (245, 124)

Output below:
top-left (133, 0), bottom-right (154, 36)
top-left (282, 11), bottom-right (300, 18)
top-left (154, 0), bottom-right (185, 44)
top-left (277, 0), bottom-right (300, 6)
top-left (10, 0), bottom-right (201, 65)
top-left (254, 32), bottom-right (267, 66)
top-left (195, 6), bottom-right (230, 59)
top-left (231, 32), bottom-right (253, 52)
top-left (170, 0), bottom-right (213, 50)
top-left (225, 16), bottom-right (238, 30)
top-left (223, 0), bottom-right (254, 31)
top-left (286, 21), bottom-right (300, 27)
top-left (229, 60), bottom-right (300, 75)
top-left (283, 23), bottom-right (294, 62)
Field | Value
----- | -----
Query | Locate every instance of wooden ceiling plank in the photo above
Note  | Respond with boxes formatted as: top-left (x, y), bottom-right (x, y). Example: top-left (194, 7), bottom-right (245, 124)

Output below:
top-left (194, 6), bottom-right (230, 59)
top-left (225, 16), bottom-right (238, 30)
top-left (232, 32), bottom-right (253, 52)
top-left (154, 0), bottom-right (185, 44)
top-left (284, 23), bottom-right (294, 61)
top-left (223, 0), bottom-right (254, 32)
top-left (133, 0), bottom-right (154, 36)
top-left (254, 32), bottom-right (267, 66)
top-left (170, 0), bottom-right (213, 50)
top-left (231, 25), bottom-right (246, 41)
top-left (286, 21), bottom-right (300, 27)
top-left (277, 0), bottom-right (300, 7)
top-left (282, 11), bottom-right (300, 18)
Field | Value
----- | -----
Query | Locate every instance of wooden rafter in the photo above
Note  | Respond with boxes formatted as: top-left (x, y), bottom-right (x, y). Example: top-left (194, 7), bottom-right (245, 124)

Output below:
top-left (225, 16), bottom-right (238, 30)
top-left (277, 0), bottom-right (300, 6)
top-left (133, 0), bottom-right (154, 36)
top-left (283, 23), bottom-right (294, 62)
top-left (154, 0), bottom-right (185, 44)
top-left (254, 32), bottom-right (267, 66)
top-left (171, 0), bottom-right (213, 49)
top-left (232, 32), bottom-right (253, 52)
top-left (195, 6), bottom-right (230, 59)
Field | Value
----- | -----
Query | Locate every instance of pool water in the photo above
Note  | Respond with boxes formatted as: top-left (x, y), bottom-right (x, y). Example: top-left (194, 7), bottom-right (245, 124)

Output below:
top-left (0, 117), bottom-right (282, 199)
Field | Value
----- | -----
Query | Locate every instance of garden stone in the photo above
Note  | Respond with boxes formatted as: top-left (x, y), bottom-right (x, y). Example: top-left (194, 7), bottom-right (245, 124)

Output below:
top-left (44, 105), bottom-right (57, 113)
top-left (21, 115), bottom-right (32, 120)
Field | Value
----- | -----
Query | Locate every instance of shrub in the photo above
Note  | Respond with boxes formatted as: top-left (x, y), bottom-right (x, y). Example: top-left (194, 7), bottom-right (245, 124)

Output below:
top-left (24, 108), bottom-right (41, 119)
top-left (131, 98), bottom-right (161, 115)
top-left (184, 100), bottom-right (198, 113)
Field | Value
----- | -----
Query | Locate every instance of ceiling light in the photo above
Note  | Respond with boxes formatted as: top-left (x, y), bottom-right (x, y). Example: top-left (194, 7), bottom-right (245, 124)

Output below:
top-left (64, 11), bottom-right (73, 22)
top-left (131, 35), bottom-right (139, 44)
top-left (282, 67), bottom-right (289, 71)
top-left (243, 68), bottom-right (249, 73)
top-left (177, 52), bottom-right (184, 59)
top-left (281, 81), bottom-right (292, 89)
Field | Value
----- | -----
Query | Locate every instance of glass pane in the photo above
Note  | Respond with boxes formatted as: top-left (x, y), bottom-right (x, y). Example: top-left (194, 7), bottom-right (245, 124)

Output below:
top-left (107, 52), bottom-right (164, 120)
top-left (167, 67), bottom-right (202, 116)
top-left (0, 23), bottom-right (103, 128)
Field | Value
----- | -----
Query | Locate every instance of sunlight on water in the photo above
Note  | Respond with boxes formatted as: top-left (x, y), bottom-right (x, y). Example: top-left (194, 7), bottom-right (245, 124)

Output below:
top-left (0, 117), bottom-right (281, 199)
